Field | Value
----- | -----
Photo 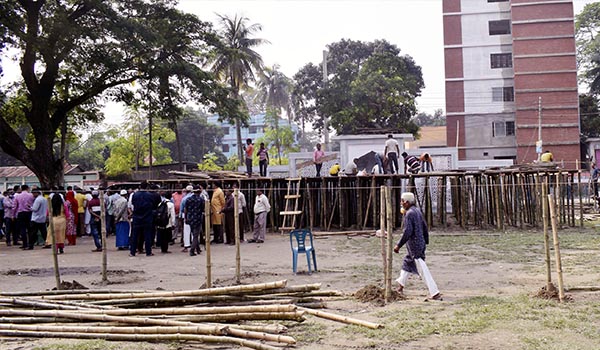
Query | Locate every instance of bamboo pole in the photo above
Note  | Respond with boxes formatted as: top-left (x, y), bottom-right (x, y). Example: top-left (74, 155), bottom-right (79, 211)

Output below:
top-left (47, 197), bottom-right (61, 290)
top-left (542, 178), bottom-right (552, 290)
top-left (41, 280), bottom-right (288, 301)
top-left (297, 306), bottom-right (383, 329)
top-left (78, 304), bottom-right (297, 316)
top-left (173, 311), bottom-right (305, 323)
top-left (99, 189), bottom-right (107, 282)
top-left (0, 289), bottom-right (148, 297)
top-left (0, 329), bottom-right (281, 350)
top-left (385, 186), bottom-right (394, 303)
top-left (380, 186), bottom-right (387, 286)
top-left (548, 195), bottom-right (566, 302)
top-left (0, 298), bottom-right (86, 311)
top-left (205, 197), bottom-right (212, 288)
top-left (234, 189), bottom-right (241, 284)
top-left (578, 170), bottom-right (583, 227)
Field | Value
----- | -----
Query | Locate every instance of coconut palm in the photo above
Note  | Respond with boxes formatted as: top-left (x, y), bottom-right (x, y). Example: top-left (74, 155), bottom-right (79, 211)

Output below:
top-left (211, 14), bottom-right (269, 162)
top-left (256, 65), bottom-right (293, 163)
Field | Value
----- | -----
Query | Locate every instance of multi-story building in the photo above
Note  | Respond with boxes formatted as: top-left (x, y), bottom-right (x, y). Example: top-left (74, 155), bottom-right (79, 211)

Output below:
top-left (443, 0), bottom-right (580, 166)
top-left (207, 113), bottom-right (300, 158)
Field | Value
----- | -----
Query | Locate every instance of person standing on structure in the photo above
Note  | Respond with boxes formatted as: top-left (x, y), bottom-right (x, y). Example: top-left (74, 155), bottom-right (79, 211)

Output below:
top-left (313, 143), bottom-right (325, 177)
top-left (244, 138), bottom-right (254, 177)
top-left (384, 134), bottom-right (400, 174)
top-left (393, 192), bottom-right (441, 300)
top-left (257, 142), bottom-right (269, 177)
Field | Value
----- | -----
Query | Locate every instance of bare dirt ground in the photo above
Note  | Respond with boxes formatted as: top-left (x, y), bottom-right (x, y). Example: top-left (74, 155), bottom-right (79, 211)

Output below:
top-left (1, 225), bottom-right (600, 350)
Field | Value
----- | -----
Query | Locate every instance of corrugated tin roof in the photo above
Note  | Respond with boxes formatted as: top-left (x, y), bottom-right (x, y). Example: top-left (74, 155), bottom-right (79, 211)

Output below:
top-left (0, 164), bottom-right (83, 178)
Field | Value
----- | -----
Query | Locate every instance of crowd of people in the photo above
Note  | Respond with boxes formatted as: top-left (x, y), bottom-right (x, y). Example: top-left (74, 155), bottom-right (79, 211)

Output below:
top-left (0, 181), bottom-right (271, 257)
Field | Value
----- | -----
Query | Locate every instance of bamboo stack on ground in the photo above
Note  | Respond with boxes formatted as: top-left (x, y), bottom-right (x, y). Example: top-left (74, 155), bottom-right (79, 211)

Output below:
top-left (0, 280), bottom-right (382, 349)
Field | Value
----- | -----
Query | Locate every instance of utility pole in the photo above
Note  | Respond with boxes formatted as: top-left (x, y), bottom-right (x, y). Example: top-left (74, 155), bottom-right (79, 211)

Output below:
top-left (536, 97), bottom-right (542, 162)
top-left (322, 50), bottom-right (330, 149)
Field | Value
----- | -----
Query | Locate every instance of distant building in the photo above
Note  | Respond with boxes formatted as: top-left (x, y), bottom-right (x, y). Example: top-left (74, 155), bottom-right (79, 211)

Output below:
top-left (0, 164), bottom-right (100, 191)
top-left (443, 0), bottom-right (580, 166)
top-left (207, 113), bottom-right (300, 159)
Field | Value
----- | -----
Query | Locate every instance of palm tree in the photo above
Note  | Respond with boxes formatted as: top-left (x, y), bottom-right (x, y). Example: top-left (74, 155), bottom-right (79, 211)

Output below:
top-left (211, 14), bottom-right (268, 163)
top-left (257, 65), bottom-right (293, 164)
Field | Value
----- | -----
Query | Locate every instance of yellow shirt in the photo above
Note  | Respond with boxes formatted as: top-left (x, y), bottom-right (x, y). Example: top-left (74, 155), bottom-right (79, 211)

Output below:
top-left (75, 192), bottom-right (86, 214)
top-left (329, 164), bottom-right (341, 175)
top-left (540, 152), bottom-right (553, 162)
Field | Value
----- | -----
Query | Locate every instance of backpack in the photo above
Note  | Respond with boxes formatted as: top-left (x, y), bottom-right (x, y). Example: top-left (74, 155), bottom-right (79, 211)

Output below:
top-left (154, 200), bottom-right (170, 228)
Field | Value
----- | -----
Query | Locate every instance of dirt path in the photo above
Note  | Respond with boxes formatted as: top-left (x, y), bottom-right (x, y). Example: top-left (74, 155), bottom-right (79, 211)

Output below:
top-left (1, 228), bottom-right (598, 349)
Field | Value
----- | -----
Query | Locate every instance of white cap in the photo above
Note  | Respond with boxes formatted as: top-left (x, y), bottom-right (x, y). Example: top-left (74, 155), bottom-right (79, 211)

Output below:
top-left (92, 190), bottom-right (99, 196)
top-left (185, 185), bottom-right (194, 191)
top-left (120, 189), bottom-right (127, 195)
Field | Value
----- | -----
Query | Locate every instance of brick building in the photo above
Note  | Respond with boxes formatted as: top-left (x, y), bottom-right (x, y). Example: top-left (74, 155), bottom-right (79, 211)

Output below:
top-left (443, 0), bottom-right (580, 167)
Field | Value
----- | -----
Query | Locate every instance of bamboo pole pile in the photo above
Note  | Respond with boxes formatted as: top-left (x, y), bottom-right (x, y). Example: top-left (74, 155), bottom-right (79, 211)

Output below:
top-left (0, 279), bottom-right (382, 349)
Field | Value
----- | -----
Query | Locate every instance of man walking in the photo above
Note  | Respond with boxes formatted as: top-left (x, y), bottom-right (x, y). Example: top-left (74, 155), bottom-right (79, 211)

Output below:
top-left (184, 186), bottom-right (205, 256)
top-left (384, 134), bottom-right (400, 174)
top-left (393, 192), bottom-right (441, 300)
top-left (248, 188), bottom-right (270, 243)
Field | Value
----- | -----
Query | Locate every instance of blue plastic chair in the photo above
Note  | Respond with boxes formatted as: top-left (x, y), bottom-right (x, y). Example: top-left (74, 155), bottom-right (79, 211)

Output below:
top-left (290, 229), bottom-right (317, 274)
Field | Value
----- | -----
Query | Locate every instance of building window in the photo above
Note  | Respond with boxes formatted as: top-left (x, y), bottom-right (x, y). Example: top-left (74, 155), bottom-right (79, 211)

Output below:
top-left (489, 20), bottom-right (511, 35)
top-left (222, 127), bottom-right (229, 135)
top-left (222, 144), bottom-right (230, 152)
top-left (491, 53), bottom-right (512, 69)
top-left (492, 87), bottom-right (514, 102)
top-left (249, 125), bottom-right (264, 134)
top-left (492, 121), bottom-right (516, 137)
top-left (506, 121), bottom-right (515, 136)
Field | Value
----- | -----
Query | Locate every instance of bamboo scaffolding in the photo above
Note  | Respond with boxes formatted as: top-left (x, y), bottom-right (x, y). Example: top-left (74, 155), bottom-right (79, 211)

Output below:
top-left (297, 306), bottom-right (383, 329)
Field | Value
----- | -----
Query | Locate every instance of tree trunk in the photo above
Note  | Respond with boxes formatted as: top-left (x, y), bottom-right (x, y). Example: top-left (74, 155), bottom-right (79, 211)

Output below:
top-left (236, 118), bottom-right (243, 165)
top-left (171, 120), bottom-right (184, 171)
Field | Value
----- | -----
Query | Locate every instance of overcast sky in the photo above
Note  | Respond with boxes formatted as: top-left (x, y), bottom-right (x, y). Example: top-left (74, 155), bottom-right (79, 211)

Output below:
top-left (177, 0), bottom-right (595, 117)
top-left (1, 0), bottom-right (594, 124)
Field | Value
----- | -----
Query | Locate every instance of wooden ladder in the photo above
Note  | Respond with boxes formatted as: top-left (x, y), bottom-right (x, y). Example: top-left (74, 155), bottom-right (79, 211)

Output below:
top-left (280, 177), bottom-right (302, 231)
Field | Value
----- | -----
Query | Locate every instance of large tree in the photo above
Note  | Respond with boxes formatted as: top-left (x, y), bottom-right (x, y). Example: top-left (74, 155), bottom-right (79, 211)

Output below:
top-left (292, 39), bottom-right (424, 135)
top-left (210, 14), bottom-right (268, 162)
top-left (576, 2), bottom-right (600, 93)
top-left (0, 0), bottom-right (233, 187)
top-left (580, 93), bottom-right (600, 138)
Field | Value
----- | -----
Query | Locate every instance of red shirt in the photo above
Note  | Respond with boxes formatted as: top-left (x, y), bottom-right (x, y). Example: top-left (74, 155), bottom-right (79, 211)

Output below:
top-left (245, 144), bottom-right (254, 159)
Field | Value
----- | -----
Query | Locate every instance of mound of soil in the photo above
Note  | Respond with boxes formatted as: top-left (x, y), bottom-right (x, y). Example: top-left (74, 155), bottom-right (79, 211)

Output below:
top-left (354, 284), bottom-right (405, 306)
top-left (534, 283), bottom-right (572, 301)
top-left (54, 280), bottom-right (88, 290)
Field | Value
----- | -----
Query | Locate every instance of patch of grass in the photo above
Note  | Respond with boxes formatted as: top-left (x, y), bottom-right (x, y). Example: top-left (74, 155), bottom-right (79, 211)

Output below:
top-left (342, 294), bottom-right (600, 348)
top-left (287, 319), bottom-right (329, 343)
